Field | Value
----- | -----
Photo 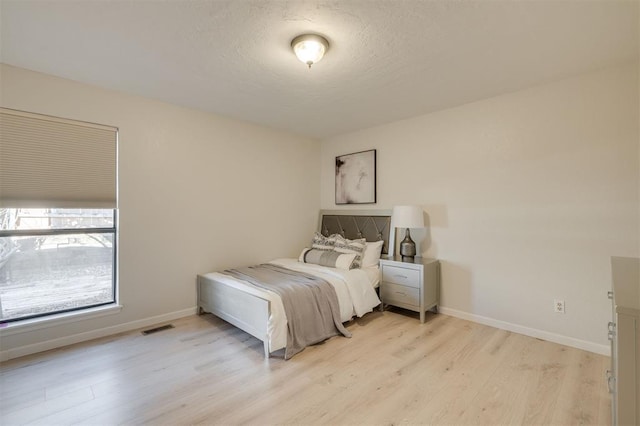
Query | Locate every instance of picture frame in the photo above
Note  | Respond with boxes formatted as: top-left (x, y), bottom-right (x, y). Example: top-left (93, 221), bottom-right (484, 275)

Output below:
top-left (335, 149), bottom-right (376, 205)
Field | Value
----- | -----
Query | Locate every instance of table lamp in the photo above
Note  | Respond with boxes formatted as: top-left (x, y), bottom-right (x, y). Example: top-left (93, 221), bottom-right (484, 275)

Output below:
top-left (392, 205), bottom-right (424, 262)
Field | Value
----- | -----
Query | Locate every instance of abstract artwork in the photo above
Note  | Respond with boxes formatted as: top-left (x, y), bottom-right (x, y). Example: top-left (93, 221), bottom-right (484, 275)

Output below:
top-left (335, 149), bottom-right (376, 204)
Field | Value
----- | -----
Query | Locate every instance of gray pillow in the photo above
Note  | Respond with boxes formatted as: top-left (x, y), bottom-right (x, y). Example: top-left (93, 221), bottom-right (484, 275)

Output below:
top-left (299, 248), bottom-right (357, 270)
top-left (333, 235), bottom-right (366, 269)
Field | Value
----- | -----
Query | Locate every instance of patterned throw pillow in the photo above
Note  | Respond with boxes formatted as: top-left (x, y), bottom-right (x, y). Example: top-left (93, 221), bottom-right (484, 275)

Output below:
top-left (311, 231), bottom-right (336, 251)
top-left (298, 248), bottom-right (357, 270)
top-left (333, 234), bottom-right (366, 269)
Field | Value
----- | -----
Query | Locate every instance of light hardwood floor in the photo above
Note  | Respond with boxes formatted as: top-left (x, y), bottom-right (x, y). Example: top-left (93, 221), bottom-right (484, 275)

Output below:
top-left (0, 310), bottom-right (611, 425)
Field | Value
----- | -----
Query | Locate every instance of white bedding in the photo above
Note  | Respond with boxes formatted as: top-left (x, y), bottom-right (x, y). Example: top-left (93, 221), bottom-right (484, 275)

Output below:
top-left (204, 258), bottom-right (381, 352)
top-left (363, 265), bottom-right (381, 289)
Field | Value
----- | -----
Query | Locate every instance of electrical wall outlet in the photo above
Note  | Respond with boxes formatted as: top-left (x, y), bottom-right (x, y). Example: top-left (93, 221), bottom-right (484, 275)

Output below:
top-left (554, 299), bottom-right (565, 314)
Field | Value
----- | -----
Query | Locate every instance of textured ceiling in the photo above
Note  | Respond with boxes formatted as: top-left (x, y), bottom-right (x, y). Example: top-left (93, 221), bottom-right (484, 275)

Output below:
top-left (1, 0), bottom-right (638, 139)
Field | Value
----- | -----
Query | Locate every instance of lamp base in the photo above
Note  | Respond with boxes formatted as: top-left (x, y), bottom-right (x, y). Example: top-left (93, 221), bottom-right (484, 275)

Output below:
top-left (399, 228), bottom-right (416, 262)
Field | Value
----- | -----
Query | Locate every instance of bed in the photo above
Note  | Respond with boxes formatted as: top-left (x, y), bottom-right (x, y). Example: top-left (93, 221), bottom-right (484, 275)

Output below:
top-left (197, 209), bottom-right (394, 358)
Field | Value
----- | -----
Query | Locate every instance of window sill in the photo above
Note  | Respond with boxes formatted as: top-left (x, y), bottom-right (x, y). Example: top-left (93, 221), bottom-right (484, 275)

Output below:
top-left (0, 304), bottom-right (123, 337)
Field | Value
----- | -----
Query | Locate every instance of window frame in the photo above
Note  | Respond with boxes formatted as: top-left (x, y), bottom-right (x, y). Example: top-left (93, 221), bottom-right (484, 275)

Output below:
top-left (0, 209), bottom-right (118, 323)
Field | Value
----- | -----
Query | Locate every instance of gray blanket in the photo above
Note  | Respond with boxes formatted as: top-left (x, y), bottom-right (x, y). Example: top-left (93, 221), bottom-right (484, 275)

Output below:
top-left (222, 263), bottom-right (351, 359)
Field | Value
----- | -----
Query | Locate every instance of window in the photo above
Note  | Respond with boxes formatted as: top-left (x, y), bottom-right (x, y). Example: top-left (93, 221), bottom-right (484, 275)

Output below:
top-left (0, 108), bottom-right (118, 323)
top-left (0, 208), bottom-right (116, 322)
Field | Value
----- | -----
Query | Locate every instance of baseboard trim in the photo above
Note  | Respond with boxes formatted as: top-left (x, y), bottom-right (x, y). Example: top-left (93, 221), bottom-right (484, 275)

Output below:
top-left (0, 307), bottom-right (197, 362)
top-left (1, 306), bottom-right (609, 361)
top-left (438, 307), bottom-right (610, 356)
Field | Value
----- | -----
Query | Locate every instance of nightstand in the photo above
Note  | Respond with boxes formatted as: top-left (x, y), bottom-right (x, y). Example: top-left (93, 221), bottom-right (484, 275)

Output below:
top-left (379, 256), bottom-right (440, 323)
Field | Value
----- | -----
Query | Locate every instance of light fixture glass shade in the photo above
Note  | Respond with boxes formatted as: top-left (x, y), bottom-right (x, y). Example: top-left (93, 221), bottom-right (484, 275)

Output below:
top-left (291, 34), bottom-right (329, 68)
top-left (392, 205), bottom-right (425, 229)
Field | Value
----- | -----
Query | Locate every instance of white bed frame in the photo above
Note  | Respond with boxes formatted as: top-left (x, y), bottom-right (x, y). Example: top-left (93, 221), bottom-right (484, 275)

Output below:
top-left (196, 209), bottom-right (394, 358)
top-left (197, 273), bottom-right (271, 356)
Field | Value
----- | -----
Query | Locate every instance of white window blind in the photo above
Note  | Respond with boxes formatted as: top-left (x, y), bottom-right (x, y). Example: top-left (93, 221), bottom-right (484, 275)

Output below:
top-left (0, 108), bottom-right (117, 208)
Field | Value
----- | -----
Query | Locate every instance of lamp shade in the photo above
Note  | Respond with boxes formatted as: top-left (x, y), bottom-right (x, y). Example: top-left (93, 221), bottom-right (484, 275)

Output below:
top-left (392, 205), bottom-right (424, 229)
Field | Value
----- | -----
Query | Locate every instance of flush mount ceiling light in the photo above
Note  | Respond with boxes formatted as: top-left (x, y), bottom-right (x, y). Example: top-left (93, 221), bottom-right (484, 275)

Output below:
top-left (291, 34), bottom-right (329, 69)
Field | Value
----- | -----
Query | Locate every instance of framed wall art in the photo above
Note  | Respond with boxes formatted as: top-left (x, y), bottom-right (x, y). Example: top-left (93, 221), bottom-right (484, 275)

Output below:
top-left (335, 149), bottom-right (376, 205)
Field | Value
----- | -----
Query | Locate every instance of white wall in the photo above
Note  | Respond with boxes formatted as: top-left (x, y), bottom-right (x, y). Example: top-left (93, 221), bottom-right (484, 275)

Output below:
top-left (1, 62), bottom-right (637, 358)
top-left (321, 63), bottom-right (639, 352)
top-left (0, 64), bottom-right (320, 357)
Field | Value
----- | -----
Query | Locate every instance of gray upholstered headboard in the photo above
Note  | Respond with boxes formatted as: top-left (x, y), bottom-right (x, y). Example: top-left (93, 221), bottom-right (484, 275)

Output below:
top-left (318, 209), bottom-right (394, 255)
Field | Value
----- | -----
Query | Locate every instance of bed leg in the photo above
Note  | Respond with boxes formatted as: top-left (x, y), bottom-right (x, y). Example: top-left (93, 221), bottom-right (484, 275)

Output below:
top-left (264, 341), bottom-right (270, 358)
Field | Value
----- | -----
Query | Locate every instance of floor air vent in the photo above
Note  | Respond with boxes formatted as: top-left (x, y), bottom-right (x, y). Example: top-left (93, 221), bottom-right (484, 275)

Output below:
top-left (141, 324), bottom-right (174, 335)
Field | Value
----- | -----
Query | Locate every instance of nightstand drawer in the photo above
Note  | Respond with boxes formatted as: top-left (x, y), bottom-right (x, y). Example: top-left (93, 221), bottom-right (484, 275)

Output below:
top-left (381, 282), bottom-right (419, 307)
top-left (382, 265), bottom-right (420, 288)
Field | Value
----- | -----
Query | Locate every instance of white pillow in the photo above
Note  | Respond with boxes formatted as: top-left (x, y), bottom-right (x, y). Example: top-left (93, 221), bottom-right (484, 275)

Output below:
top-left (362, 240), bottom-right (384, 268)
top-left (298, 248), bottom-right (357, 270)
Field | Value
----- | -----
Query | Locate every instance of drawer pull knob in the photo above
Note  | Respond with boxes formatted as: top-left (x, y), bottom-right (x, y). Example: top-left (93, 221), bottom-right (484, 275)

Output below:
top-left (394, 291), bottom-right (406, 296)
top-left (394, 275), bottom-right (408, 279)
